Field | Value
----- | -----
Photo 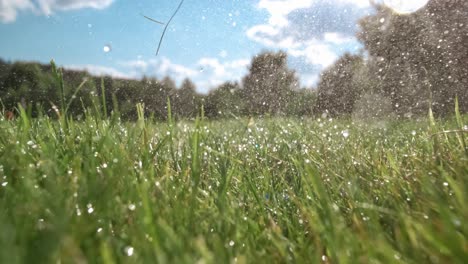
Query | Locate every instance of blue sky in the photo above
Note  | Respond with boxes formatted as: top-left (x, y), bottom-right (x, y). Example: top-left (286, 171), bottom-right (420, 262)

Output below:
top-left (0, 0), bottom-right (429, 93)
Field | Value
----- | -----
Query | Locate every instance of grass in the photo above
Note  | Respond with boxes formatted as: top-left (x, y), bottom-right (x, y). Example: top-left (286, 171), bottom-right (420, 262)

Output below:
top-left (0, 103), bottom-right (467, 263)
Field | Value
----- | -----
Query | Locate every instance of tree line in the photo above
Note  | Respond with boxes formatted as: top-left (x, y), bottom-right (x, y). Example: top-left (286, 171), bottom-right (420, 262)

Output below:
top-left (0, 51), bottom-right (315, 120)
top-left (0, 0), bottom-right (466, 120)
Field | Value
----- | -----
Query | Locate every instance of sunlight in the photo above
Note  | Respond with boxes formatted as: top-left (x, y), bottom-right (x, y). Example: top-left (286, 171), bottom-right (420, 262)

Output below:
top-left (383, 0), bottom-right (430, 14)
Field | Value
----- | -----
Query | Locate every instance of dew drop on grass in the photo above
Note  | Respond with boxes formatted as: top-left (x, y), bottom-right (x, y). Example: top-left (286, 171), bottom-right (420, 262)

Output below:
top-left (1, 182), bottom-right (7, 187)
top-left (125, 246), bottom-right (134, 256)
top-left (128, 204), bottom-right (136, 211)
top-left (87, 203), bottom-right (94, 214)
top-left (229, 240), bottom-right (235, 247)
top-left (97, 227), bottom-right (103, 233)
top-left (322, 255), bottom-right (328, 262)
top-left (342, 130), bottom-right (349, 138)
top-left (411, 130), bottom-right (417, 136)
top-left (443, 182), bottom-right (449, 187)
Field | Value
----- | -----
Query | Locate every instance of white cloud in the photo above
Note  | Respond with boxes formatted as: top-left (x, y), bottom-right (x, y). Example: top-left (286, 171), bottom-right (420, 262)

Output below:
top-left (0, 0), bottom-right (114, 23)
top-left (247, 0), bottom-right (370, 84)
top-left (197, 57), bottom-right (249, 87)
top-left (290, 40), bottom-right (339, 67)
top-left (338, 0), bottom-right (370, 8)
top-left (35, 0), bottom-right (114, 15)
top-left (0, 0), bottom-right (34, 22)
top-left (65, 64), bottom-right (134, 79)
top-left (157, 58), bottom-right (198, 78)
top-left (198, 58), bottom-right (226, 77)
top-left (323, 32), bottom-right (355, 45)
top-left (257, 0), bottom-right (314, 27)
top-left (119, 57), bottom-right (249, 93)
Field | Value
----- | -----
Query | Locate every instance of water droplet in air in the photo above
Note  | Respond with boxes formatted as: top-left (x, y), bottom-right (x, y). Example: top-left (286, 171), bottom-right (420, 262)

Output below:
top-left (229, 240), bottom-right (235, 247)
top-left (103, 45), bottom-right (111, 53)
top-left (1, 182), bottom-right (8, 187)
top-left (380, 18), bottom-right (385, 23)
top-left (443, 182), bottom-right (449, 187)
top-left (411, 130), bottom-right (416, 136)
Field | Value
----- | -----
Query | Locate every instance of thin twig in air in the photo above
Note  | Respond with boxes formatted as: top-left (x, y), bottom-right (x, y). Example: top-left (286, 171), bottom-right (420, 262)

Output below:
top-left (141, 13), bottom-right (165, 25)
top-left (156, 0), bottom-right (185, 56)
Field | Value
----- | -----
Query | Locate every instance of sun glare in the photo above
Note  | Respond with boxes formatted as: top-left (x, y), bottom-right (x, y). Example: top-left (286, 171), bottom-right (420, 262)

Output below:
top-left (383, 0), bottom-right (430, 14)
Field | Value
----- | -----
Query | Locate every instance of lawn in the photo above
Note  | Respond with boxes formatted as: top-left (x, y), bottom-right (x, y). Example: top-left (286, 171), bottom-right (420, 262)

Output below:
top-left (0, 107), bottom-right (467, 263)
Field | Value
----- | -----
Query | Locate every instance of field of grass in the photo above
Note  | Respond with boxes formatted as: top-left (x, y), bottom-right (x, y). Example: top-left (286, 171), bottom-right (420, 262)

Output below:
top-left (0, 106), bottom-right (467, 263)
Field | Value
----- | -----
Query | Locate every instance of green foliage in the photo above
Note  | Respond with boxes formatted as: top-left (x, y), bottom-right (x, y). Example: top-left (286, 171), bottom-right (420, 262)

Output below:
top-left (204, 82), bottom-right (244, 118)
top-left (314, 53), bottom-right (365, 117)
top-left (0, 57), bottom-right (317, 121)
top-left (242, 51), bottom-right (299, 116)
top-left (356, 1), bottom-right (468, 117)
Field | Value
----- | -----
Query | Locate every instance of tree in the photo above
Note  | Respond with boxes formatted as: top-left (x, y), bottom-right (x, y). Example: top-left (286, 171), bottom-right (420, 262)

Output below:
top-left (357, 0), bottom-right (468, 116)
top-left (204, 82), bottom-right (244, 118)
top-left (173, 78), bottom-right (199, 119)
top-left (314, 53), bottom-right (365, 116)
top-left (2, 62), bottom-right (58, 115)
top-left (242, 51), bottom-right (299, 116)
top-left (287, 88), bottom-right (317, 116)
